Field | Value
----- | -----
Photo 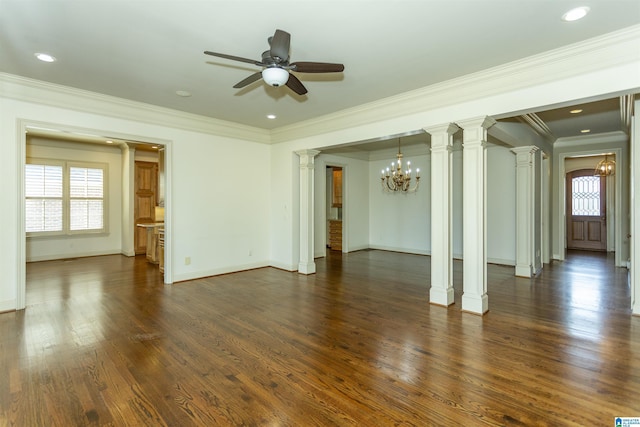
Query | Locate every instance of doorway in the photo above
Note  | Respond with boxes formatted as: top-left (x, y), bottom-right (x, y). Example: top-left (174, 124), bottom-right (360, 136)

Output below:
top-left (326, 166), bottom-right (343, 251)
top-left (17, 120), bottom-right (172, 310)
top-left (566, 169), bottom-right (607, 251)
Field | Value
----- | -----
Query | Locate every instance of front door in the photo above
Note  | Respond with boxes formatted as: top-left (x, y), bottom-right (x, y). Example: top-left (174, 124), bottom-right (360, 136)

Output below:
top-left (566, 169), bottom-right (607, 251)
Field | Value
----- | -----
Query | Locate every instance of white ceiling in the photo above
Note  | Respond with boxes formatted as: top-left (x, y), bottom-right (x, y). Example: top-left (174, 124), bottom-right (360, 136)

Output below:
top-left (1, 1), bottom-right (639, 139)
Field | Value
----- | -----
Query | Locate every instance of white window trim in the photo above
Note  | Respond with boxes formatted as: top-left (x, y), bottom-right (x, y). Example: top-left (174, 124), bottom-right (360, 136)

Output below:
top-left (26, 157), bottom-right (109, 237)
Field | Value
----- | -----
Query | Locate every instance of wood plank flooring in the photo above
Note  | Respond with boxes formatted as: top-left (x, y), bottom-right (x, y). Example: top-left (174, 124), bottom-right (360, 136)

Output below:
top-left (1, 250), bottom-right (639, 426)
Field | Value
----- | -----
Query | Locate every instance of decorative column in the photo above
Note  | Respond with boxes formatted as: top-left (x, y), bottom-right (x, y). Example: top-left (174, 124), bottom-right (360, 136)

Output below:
top-left (511, 146), bottom-right (542, 278)
top-left (458, 116), bottom-right (495, 314)
top-left (632, 97), bottom-right (640, 316)
top-left (296, 149), bottom-right (320, 275)
top-left (121, 145), bottom-right (136, 257)
top-left (425, 123), bottom-right (459, 306)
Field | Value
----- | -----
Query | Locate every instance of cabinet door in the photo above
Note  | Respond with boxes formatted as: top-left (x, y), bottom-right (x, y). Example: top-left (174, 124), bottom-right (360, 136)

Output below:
top-left (134, 162), bottom-right (158, 254)
top-left (332, 168), bottom-right (342, 207)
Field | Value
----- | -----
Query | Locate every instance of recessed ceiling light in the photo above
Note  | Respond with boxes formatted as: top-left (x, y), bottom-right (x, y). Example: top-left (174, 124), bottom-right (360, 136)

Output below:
top-left (562, 6), bottom-right (590, 22)
top-left (35, 52), bottom-right (56, 62)
top-left (570, 109), bottom-right (583, 114)
top-left (175, 90), bottom-right (191, 97)
top-left (266, 114), bottom-right (277, 119)
top-left (105, 140), bottom-right (114, 144)
top-left (581, 129), bottom-right (591, 133)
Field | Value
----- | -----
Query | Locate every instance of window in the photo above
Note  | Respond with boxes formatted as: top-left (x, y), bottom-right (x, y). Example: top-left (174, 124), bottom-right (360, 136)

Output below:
top-left (26, 159), bottom-right (107, 235)
top-left (571, 175), bottom-right (601, 216)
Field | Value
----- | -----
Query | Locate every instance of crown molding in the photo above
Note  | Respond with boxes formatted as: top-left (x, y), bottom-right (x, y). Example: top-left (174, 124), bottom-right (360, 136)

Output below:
top-left (554, 131), bottom-right (628, 148)
top-left (270, 24), bottom-right (640, 144)
top-left (0, 73), bottom-right (271, 144)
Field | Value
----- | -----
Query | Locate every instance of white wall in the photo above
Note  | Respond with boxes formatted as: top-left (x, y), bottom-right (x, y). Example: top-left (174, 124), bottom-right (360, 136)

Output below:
top-left (0, 91), bottom-right (272, 311)
top-left (314, 154), bottom-right (369, 256)
top-left (306, 145), bottom-right (516, 265)
top-left (171, 131), bottom-right (271, 282)
top-left (369, 152), bottom-right (430, 254)
top-left (25, 137), bottom-right (124, 261)
top-left (486, 145), bottom-right (517, 265)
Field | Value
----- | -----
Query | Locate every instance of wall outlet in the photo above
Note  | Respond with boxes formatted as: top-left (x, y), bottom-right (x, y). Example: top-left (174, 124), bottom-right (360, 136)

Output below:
top-left (185, 256), bottom-right (191, 265)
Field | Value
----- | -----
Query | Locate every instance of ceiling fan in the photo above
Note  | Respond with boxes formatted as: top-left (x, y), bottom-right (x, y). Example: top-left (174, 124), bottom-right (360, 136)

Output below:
top-left (204, 29), bottom-right (344, 95)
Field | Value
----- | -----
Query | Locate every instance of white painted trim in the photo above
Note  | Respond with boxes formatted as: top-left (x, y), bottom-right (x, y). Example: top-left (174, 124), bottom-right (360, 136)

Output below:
top-left (271, 25), bottom-right (640, 143)
top-left (368, 245), bottom-right (430, 256)
top-left (173, 261), bottom-right (271, 283)
top-left (27, 250), bottom-right (122, 263)
top-left (269, 261), bottom-right (298, 272)
top-left (3, 25), bottom-right (639, 147)
top-left (631, 103), bottom-right (640, 315)
top-left (16, 120), bottom-right (27, 310)
top-left (0, 299), bottom-right (16, 313)
top-left (16, 119), bottom-right (176, 310)
top-left (0, 73), bottom-right (270, 144)
top-left (556, 146), bottom-right (625, 265)
top-left (487, 258), bottom-right (516, 267)
top-left (344, 244), bottom-right (369, 253)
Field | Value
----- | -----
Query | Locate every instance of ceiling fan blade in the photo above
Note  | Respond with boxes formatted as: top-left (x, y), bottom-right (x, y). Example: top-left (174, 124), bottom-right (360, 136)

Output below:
top-left (286, 73), bottom-right (308, 95)
top-left (291, 62), bottom-right (345, 73)
top-left (269, 29), bottom-right (291, 62)
top-left (204, 51), bottom-right (263, 66)
top-left (233, 72), bottom-right (263, 88)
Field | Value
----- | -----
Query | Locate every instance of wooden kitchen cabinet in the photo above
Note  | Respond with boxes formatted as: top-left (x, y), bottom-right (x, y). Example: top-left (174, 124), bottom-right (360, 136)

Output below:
top-left (329, 220), bottom-right (342, 251)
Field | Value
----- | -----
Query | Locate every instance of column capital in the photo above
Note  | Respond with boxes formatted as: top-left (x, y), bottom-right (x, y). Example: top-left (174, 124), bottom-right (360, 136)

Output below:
top-left (456, 116), bottom-right (496, 131)
top-left (511, 146), bottom-right (540, 156)
top-left (423, 122), bottom-right (460, 136)
top-left (512, 146), bottom-right (540, 166)
top-left (295, 149), bottom-right (321, 158)
top-left (296, 149), bottom-right (321, 170)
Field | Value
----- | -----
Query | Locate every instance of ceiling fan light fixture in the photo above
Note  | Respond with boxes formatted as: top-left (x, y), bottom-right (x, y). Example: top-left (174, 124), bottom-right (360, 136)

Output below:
top-left (262, 67), bottom-right (289, 87)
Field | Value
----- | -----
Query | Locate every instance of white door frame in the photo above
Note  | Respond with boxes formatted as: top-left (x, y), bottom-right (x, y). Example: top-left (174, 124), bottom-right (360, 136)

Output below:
top-left (556, 147), bottom-right (623, 266)
top-left (15, 119), bottom-right (173, 310)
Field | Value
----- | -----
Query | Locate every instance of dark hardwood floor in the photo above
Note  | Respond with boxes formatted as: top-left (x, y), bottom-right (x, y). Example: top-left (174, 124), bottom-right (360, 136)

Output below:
top-left (1, 250), bottom-right (638, 426)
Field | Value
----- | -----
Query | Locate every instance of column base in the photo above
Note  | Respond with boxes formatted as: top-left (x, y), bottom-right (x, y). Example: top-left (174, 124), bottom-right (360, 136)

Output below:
top-left (298, 262), bottom-right (316, 275)
top-left (515, 263), bottom-right (533, 278)
top-left (430, 286), bottom-right (455, 307)
top-left (462, 293), bottom-right (488, 314)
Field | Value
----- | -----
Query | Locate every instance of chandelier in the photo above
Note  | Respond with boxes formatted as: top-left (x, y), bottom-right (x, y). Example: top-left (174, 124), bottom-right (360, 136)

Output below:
top-left (380, 138), bottom-right (420, 192)
top-left (594, 155), bottom-right (615, 176)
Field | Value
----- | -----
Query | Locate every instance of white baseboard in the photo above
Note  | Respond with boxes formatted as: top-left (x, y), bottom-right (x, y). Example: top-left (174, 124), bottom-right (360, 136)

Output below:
top-left (26, 250), bottom-right (122, 262)
top-left (172, 261), bottom-right (270, 283)
top-left (368, 245), bottom-right (430, 256)
top-left (488, 257), bottom-right (516, 267)
top-left (269, 260), bottom-right (298, 272)
top-left (0, 299), bottom-right (16, 313)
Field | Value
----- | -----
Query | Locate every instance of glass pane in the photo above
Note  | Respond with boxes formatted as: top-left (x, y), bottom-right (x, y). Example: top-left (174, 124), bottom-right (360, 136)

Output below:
top-left (25, 199), bottom-right (63, 232)
top-left (25, 164), bottom-right (62, 197)
top-left (70, 199), bottom-right (103, 230)
top-left (572, 175), bottom-right (601, 216)
top-left (70, 167), bottom-right (103, 198)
